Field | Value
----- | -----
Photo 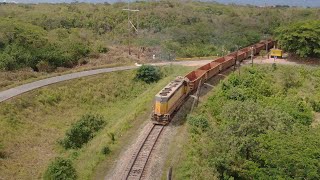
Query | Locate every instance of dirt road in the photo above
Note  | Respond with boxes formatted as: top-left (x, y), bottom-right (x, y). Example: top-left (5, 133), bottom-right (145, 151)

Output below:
top-left (0, 60), bottom-right (212, 103)
top-left (243, 58), bottom-right (299, 65)
top-left (1, 57), bottom-right (315, 103)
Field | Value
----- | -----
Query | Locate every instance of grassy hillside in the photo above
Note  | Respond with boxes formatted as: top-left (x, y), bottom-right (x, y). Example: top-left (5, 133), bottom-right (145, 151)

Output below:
top-left (0, 2), bottom-right (319, 71)
top-left (0, 65), bottom-right (193, 179)
top-left (174, 65), bottom-right (320, 179)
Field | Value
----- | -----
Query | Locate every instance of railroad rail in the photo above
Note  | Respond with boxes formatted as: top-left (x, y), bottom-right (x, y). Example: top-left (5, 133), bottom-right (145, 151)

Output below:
top-left (124, 124), bottom-right (164, 180)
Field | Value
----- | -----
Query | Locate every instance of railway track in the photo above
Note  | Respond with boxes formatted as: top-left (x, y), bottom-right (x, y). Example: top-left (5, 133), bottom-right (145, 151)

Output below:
top-left (124, 124), bottom-right (164, 180)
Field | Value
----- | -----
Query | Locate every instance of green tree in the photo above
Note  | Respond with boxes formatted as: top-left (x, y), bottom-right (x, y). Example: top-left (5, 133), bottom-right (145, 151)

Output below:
top-left (60, 114), bottom-right (106, 149)
top-left (135, 65), bottom-right (162, 84)
top-left (0, 52), bottom-right (16, 70)
top-left (253, 126), bottom-right (320, 179)
top-left (44, 157), bottom-right (77, 180)
top-left (276, 20), bottom-right (320, 58)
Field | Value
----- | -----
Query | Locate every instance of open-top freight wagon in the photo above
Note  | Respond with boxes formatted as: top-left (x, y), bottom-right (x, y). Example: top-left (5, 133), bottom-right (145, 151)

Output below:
top-left (152, 39), bottom-right (275, 125)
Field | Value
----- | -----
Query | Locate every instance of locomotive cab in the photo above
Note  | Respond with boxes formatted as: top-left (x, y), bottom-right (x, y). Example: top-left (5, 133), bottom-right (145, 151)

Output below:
top-left (152, 77), bottom-right (189, 125)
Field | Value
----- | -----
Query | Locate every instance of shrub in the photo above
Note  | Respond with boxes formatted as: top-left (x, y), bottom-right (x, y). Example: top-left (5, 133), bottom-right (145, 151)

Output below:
top-left (60, 114), bottom-right (106, 149)
top-left (272, 63), bottom-right (277, 71)
top-left (0, 53), bottom-right (14, 71)
top-left (36, 61), bottom-right (55, 72)
top-left (187, 115), bottom-right (209, 132)
top-left (0, 143), bottom-right (5, 159)
top-left (135, 65), bottom-right (162, 84)
top-left (310, 100), bottom-right (320, 112)
top-left (281, 68), bottom-right (302, 91)
top-left (259, 50), bottom-right (267, 57)
top-left (44, 157), bottom-right (77, 180)
top-left (108, 132), bottom-right (116, 144)
top-left (101, 146), bottom-right (111, 155)
top-left (78, 58), bottom-right (88, 66)
top-left (98, 45), bottom-right (109, 53)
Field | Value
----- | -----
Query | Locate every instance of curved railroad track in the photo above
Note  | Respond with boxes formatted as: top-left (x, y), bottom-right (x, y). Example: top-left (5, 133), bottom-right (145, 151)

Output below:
top-left (123, 124), bottom-right (164, 180)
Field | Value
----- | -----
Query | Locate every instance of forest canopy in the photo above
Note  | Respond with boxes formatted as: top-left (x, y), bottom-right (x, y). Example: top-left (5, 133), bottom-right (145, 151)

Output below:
top-left (0, 2), bottom-right (319, 71)
top-left (276, 20), bottom-right (320, 58)
top-left (0, 18), bottom-right (91, 71)
top-left (177, 65), bottom-right (320, 179)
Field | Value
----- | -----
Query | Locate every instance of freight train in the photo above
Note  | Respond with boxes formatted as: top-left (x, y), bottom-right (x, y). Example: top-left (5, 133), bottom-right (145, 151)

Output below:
top-left (152, 39), bottom-right (275, 125)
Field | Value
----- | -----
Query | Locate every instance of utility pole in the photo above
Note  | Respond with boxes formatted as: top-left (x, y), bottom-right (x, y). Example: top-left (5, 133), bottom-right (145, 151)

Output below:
top-left (236, 45), bottom-right (241, 76)
top-left (264, 1), bottom-right (269, 59)
top-left (233, 56), bottom-right (236, 72)
top-left (191, 79), bottom-right (202, 112)
top-left (233, 44), bottom-right (238, 72)
top-left (265, 34), bottom-right (268, 58)
top-left (167, 167), bottom-right (172, 180)
top-left (221, 46), bottom-right (226, 56)
top-left (122, 1), bottom-right (139, 56)
top-left (251, 46), bottom-right (254, 67)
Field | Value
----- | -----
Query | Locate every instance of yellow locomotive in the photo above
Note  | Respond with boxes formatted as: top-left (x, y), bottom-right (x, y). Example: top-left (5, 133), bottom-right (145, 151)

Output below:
top-left (152, 39), bottom-right (276, 125)
top-left (152, 76), bottom-right (190, 125)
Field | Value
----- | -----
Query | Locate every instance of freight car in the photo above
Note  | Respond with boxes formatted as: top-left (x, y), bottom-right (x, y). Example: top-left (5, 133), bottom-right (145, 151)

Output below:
top-left (152, 39), bottom-right (275, 125)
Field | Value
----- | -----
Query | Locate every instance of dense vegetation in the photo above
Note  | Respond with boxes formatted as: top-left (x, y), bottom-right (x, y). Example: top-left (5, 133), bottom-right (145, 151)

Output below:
top-left (276, 20), bottom-right (320, 58)
top-left (0, 2), bottom-right (319, 71)
top-left (177, 65), bottom-right (320, 179)
top-left (0, 18), bottom-right (92, 71)
top-left (60, 114), bottom-right (106, 149)
top-left (44, 157), bottom-right (77, 180)
top-left (135, 65), bottom-right (162, 83)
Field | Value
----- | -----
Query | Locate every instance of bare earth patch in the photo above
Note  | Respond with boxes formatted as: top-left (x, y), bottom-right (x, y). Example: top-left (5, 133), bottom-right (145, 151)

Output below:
top-left (244, 56), bottom-right (320, 66)
top-left (312, 113), bottom-right (320, 128)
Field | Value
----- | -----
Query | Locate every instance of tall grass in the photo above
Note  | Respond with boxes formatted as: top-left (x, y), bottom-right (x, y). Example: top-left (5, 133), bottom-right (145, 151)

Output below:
top-left (0, 65), bottom-right (193, 179)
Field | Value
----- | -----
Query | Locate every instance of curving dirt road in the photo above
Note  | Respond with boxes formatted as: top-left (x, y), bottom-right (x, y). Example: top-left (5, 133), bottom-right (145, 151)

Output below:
top-left (1, 57), bottom-right (312, 103)
top-left (0, 60), bottom-right (212, 103)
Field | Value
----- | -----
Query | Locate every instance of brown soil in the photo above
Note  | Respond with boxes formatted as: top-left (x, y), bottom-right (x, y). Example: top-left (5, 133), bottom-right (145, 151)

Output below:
top-left (285, 54), bottom-right (320, 66)
top-left (248, 56), bottom-right (320, 66)
top-left (87, 46), bottom-right (159, 67)
top-left (312, 113), bottom-right (320, 128)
